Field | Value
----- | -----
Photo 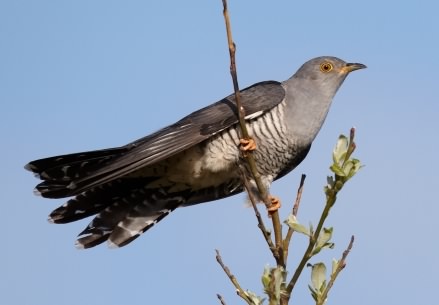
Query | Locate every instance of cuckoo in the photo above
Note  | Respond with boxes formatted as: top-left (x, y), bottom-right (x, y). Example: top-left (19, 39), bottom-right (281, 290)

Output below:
top-left (25, 56), bottom-right (366, 248)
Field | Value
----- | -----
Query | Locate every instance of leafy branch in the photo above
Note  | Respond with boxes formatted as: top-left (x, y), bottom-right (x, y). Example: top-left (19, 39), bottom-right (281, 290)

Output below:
top-left (308, 236), bottom-right (355, 305)
top-left (283, 128), bottom-right (361, 302)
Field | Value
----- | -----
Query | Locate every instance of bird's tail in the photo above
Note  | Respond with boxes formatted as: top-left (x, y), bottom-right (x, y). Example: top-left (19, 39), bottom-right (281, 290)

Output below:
top-left (25, 147), bottom-right (128, 198)
top-left (29, 172), bottom-right (189, 248)
top-left (72, 184), bottom-right (187, 249)
top-left (30, 163), bottom-right (189, 248)
top-left (25, 148), bottom-right (187, 248)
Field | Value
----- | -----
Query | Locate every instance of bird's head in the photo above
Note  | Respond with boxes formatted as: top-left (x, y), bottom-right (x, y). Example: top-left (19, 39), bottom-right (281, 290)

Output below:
top-left (291, 56), bottom-right (366, 98)
top-left (282, 56), bottom-right (366, 144)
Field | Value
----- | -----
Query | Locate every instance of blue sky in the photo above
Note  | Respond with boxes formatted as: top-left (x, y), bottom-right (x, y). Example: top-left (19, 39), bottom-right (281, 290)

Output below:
top-left (1, 1), bottom-right (438, 304)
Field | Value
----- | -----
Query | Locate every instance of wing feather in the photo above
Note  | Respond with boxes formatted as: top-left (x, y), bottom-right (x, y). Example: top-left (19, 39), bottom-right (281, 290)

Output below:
top-left (65, 81), bottom-right (285, 194)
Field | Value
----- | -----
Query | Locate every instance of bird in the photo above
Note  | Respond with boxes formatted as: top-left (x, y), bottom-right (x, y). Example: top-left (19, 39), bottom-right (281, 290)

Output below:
top-left (25, 56), bottom-right (366, 249)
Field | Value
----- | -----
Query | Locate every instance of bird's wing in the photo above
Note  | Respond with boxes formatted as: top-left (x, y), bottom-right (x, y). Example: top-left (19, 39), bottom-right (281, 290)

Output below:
top-left (58, 81), bottom-right (285, 195)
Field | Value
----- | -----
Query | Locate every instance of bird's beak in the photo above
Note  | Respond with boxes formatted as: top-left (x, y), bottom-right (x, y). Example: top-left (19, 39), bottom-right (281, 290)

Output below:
top-left (340, 62), bottom-right (367, 74)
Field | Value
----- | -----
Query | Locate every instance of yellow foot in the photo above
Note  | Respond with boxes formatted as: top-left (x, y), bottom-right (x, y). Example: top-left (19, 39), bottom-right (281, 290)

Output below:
top-left (239, 138), bottom-right (256, 153)
top-left (267, 196), bottom-right (281, 216)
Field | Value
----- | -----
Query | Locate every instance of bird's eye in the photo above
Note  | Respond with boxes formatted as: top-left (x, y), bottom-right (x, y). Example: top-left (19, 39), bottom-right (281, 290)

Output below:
top-left (320, 62), bottom-right (333, 73)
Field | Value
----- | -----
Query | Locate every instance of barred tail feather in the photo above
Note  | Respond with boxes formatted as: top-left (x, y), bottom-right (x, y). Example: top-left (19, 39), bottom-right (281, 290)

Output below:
top-left (59, 184), bottom-right (190, 249)
top-left (48, 179), bottom-right (149, 224)
top-left (107, 195), bottom-right (185, 248)
top-left (75, 198), bottom-right (134, 249)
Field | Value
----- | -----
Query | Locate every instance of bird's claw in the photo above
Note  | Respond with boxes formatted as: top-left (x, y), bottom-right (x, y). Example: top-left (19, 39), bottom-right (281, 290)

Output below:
top-left (267, 196), bottom-right (281, 216)
top-left (239, 138), bottom-right (256, 153)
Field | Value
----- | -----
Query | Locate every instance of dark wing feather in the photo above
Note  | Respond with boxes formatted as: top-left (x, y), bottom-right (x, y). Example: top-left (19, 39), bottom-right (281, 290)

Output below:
top-left (33, 81), bottom-right (285, 197)
top-left (25, 147), bottom-right (128, 180)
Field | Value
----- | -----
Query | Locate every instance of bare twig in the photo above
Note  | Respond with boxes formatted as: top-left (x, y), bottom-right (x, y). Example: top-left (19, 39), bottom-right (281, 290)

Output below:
top-left (241, 169), bottom-right (277, 255)
top-left (217, 294), bottom-right (228, 305)
top-left (221, 0), bottom-right (284, 268)
top-left (283, 174), bottom-right (306, 264)
top-left (216, 249), bottom-right (254, 305)
top-left (221, 0), bottom-right (248, 139)
top-left (292, 174), bottom-right (306, 217)
top-left (317, 236), bottom-right (354, 305)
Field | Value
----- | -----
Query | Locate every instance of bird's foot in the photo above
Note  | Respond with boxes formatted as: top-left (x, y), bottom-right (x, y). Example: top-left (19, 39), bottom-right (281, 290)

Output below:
top-left (239, 138), bottom-right (256, 155)
top-left (267, 196), bottom-right (281, 216)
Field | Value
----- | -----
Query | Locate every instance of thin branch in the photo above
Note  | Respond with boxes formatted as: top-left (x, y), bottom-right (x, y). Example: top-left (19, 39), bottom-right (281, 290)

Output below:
top-left (217, 294), bottom-right (228, 305)
top-left (269, 210), bottom-right (284, 267)
top-left (317, 236), bottom-right (355, 305)
top-left (221, 0), bottom-right (284, 268)
top-left (216, 249), bottom-right (254, 305)
top-left (283, 174), bottom-right (306, 264)
top-left (292, 174), bottom-right (306, 217)
top-left (241, 169), bottom-right (277, 256)
top-left (221, 0), bottom-right (248, 139)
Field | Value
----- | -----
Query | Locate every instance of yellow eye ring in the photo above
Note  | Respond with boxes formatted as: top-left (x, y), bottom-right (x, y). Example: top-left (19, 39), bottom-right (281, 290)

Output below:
top-left (320, 62), bottom-right (333, 73)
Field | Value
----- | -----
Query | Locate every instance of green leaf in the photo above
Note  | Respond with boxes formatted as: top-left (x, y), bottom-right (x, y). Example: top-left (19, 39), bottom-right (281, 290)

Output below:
top-left (331, 258), bottom-right (339, 276)
top-left (261, 265), bottom-right (271, 291)
top-left (317, 228), bottom-right (333, 247)
top-left (343, 160), bottom-right (354, 177)
top-left (310, 262), bottom-right (327, 292)
top-left (313, 227), bottom-right (334, 255)
top-left (333, 135), bottom-right (348, 164)
top-left (317, 228), bottom-right (333, 248)
top-left (271, 267), bottom-right (283, 301)
top-left (347, 159), bottom-right (362, 179)
top-left (329, 164), bottom-right (346, 177)
top-left (308, 284), bottom-right (318, 301)
top-left (261, 266), bottom-right (285, 303)
top-left (284, 215), bottom-right (310, 236)
top-left (243, 290), bottom-right (265, 305)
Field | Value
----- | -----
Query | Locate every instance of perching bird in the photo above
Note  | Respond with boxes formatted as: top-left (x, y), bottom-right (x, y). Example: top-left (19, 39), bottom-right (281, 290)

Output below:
top-left (25, 56), bottom-right (366, 249)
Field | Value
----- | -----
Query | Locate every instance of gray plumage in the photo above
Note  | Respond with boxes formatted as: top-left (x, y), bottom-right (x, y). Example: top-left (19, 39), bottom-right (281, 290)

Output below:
top-left (25, 56), bottom-right (366, 248)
